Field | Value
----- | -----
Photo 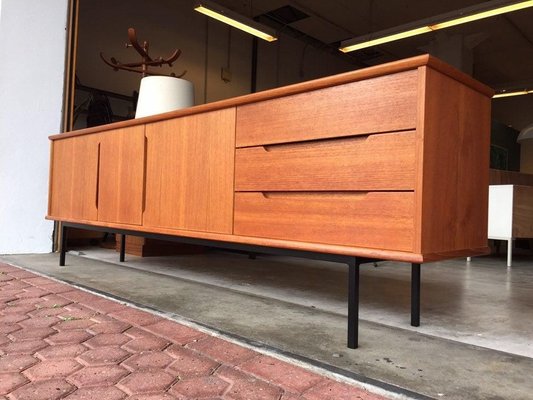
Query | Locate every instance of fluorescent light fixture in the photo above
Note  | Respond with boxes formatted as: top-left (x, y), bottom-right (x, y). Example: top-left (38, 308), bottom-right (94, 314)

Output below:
top-left (343, 27), bottom-right (433, 52)
top-left (340, 0), bottom-right (533, 53)
top-left (194, 0), bottom-right (277, 42)
top-left (493, 89), bottom-right (533, 98)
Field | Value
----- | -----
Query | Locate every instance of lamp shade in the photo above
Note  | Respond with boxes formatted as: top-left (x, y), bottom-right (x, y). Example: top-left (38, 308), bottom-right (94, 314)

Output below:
top-left (135, 76), bottom-right (194, 118)
top-left (517, 122), bottom-right (533, 142)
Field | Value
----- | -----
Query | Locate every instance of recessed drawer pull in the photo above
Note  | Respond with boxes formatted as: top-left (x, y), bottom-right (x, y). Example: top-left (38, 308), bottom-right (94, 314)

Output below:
top-left (260, 191), bottom-right (369, 200)
top-left (261, 135), bottom-right (370, 152)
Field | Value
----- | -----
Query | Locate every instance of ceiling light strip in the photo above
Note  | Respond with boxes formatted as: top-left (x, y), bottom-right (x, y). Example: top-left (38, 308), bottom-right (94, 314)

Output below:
top-left (493, 89), bottom-right (533, 98)
top-left (340, 0), bottom-right (533, 53)
top-left (194, 1), bottom-right (277, 42)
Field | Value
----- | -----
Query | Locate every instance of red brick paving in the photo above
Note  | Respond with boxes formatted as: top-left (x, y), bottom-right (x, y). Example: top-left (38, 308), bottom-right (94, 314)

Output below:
top-left (84, 333), bottom-right (131, 349)
top-left (77, 346), bottom-right (130, 366)
top-left (186, 336), bottom-right (256, 365)
top-left (87, 320), bottom-right (131, 334)
top-left (239, 355), bottom-right (324, 393)
top-left (23, 359), bottom-right (82, 381)
top-left (8, 379), bottom-right (75, 400)
top-left (122, 351), bottom-right (174, 371)
top-left (166, 345), bottom-right (220, 379)
top-left (0, 262), bottom-right (392, 399)
top-left (117, 370), bottom-right (176, 395)
top-left (169, 376), bottom-right (229, 398)
top-left (0, 354), bottom-right (38, 372)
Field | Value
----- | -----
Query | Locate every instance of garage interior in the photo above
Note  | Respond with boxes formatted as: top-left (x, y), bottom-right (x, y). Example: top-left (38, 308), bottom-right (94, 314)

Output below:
top-left (7, 1), bottom-right (533, 399)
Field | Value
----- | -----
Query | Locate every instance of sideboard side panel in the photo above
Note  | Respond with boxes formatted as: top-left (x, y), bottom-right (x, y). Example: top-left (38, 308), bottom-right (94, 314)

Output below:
top-left (417, 67), bottom-right (491, 254)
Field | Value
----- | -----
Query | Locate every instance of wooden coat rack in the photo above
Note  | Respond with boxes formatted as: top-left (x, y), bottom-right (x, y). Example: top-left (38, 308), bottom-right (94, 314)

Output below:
top-left (100, 28), bottom-right (186, 78)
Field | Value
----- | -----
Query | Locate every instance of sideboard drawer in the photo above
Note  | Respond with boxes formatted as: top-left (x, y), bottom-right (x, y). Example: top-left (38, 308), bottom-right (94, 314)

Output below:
top-left (234, 192), bottom-right (415, 252)
top-left (236, 70), bottom-right (417, 147)
top-left (235, 131), bottom-right (416, 191)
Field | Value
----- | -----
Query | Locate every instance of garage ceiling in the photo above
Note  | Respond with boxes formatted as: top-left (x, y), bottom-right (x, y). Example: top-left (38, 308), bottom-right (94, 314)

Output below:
top-left (216, 0), bottom-right (533, 92)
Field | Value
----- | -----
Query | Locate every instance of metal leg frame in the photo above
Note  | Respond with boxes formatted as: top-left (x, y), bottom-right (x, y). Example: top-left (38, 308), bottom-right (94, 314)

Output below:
top-left (507, 239), bottom-right (513, 267)
top-left (57, 222), bottom-right (423, 349)
top-left (411, 263), bottom-right (421, 327)
top-left (347, 259), bottom-right (421, 348)
top-left (59, 224), bottom-right (68, 267)
top-left (347, 258), bottom-right (360, 349)
top-left (120, 234), bottom-right (126, 262)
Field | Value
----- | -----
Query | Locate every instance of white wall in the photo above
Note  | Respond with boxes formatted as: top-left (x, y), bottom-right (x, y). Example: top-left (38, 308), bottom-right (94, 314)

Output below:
top-left (0, 0), bottom-right (68, 253)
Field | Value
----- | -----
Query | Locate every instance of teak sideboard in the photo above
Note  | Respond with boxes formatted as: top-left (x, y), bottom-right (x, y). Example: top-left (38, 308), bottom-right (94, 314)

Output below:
top-left (47, 55), bottom-right (493, 348)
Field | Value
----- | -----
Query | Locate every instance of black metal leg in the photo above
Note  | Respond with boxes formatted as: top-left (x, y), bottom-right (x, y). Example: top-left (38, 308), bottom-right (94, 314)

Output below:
top-left (411, 263), bottom-right (421, 327)
top-left (347, 258), bottom-right (360, 349)
top-left (120, 234), bottom-right (126, 262)
top-left (59, 224), bottom-right (68, 266)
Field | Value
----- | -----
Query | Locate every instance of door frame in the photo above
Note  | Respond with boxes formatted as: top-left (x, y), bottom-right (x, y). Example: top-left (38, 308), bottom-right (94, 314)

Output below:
top-left (54, 0), bottom-right (79, 252)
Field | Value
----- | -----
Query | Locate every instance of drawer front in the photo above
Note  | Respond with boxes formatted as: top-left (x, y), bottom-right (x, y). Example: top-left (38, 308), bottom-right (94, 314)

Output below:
top-left (235, 131), bottom-right (416, 191)
top-left (236, 70), bottom-right (417, 147)
top-left (234, 192), bottom-right (415, 252)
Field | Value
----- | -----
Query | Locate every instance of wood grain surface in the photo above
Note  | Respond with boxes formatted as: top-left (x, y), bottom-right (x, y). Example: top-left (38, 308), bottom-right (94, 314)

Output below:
top-left (48, 135), bottom-right (99, 221)
top-left (234, 192), bottom-right (415, 252)
top-left (97, 126), bottom-right (145, 225)
top-left (415, 66), bottom-right (491, 254)
top-left (512, 185), bottom-right (533, 238)
top-left (235, 131), bottom-right (416, 191)
top-left (143, 108), bottom-right (236, 234)
top-left (236, 71), bottom-right (418, 147)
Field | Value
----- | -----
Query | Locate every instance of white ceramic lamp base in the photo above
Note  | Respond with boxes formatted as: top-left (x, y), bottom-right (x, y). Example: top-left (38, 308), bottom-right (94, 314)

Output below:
top-left (135, 76), bottom-right (194, 118)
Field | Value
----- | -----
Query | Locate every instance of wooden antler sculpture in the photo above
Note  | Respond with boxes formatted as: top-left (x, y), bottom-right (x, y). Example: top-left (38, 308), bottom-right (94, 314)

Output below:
top-left (100, 28), bottom-right (186, 78)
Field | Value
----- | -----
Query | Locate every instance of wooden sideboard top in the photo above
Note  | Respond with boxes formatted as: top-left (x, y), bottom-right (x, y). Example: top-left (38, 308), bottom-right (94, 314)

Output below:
top-left (50, 54), bottom-right (494, 140)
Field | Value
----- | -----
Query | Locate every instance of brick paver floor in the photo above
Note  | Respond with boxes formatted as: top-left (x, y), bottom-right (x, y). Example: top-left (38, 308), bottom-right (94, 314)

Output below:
top-left (0, 262), bottom-right (391, 400)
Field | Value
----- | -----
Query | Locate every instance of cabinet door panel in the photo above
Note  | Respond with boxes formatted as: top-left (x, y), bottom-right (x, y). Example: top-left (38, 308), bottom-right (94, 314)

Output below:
top-left (97, 126), bottom-right (145, 225)
top-left (48, 135), bottom-right (99, 221)
top-left (144, 108), bottom-right (235, 234)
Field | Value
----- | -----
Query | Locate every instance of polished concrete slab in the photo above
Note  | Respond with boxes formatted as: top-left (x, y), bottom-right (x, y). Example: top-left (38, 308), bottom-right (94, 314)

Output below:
top-left (2, 250), bottom-right (533, 400)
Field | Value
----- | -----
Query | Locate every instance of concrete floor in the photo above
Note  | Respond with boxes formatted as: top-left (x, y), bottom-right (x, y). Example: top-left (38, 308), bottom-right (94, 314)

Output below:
top-left (2, 248), bottom-right (533, 400)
